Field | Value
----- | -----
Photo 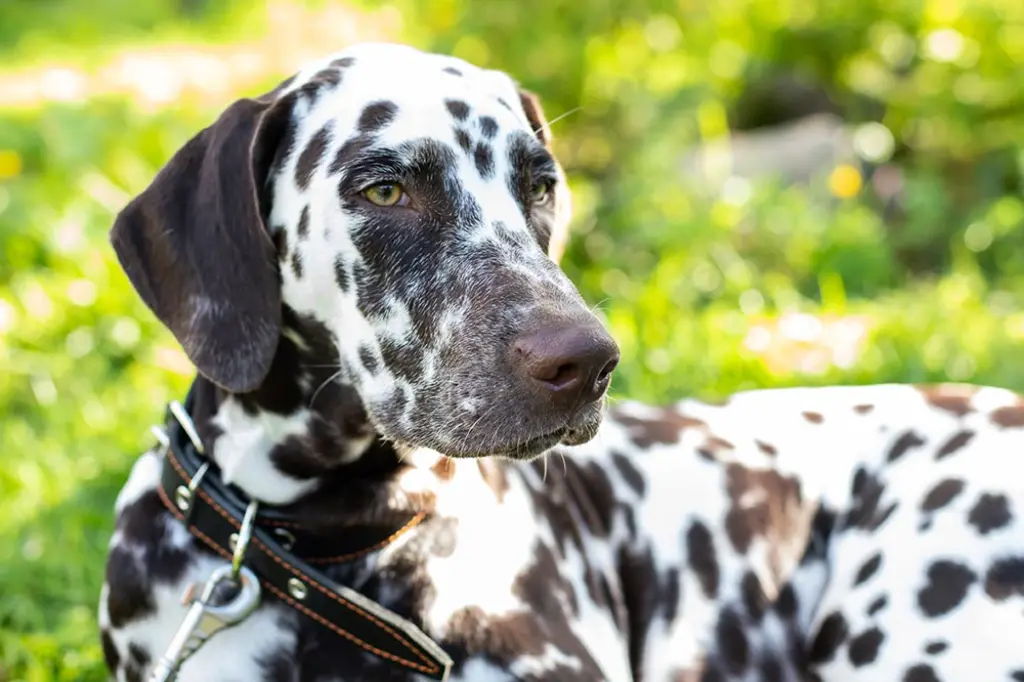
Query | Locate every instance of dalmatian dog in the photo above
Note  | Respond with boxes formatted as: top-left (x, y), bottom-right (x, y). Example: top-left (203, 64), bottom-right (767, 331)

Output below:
top-left (100, 42), bottom-right (1024, 682)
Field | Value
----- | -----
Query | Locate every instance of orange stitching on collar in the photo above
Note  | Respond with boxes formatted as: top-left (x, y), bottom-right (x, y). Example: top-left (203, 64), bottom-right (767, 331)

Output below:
top-left (161, 449), bottom-right (439, 673)
top-left (157, 481), bottom-right (439, 675)
top-left (307, 511), bottom-right (427, 565)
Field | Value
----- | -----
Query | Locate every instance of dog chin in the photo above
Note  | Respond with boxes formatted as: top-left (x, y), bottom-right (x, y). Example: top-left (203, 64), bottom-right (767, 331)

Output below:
top-left (451, 409), bottom-right (606, 461)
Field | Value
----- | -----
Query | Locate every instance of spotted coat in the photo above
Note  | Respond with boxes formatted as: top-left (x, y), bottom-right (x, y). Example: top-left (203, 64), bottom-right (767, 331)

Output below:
top-left (100, 43), bottom-right (1024, 682)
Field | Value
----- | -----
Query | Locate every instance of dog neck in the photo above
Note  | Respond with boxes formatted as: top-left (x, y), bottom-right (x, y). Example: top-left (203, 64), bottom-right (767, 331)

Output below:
top-left (183, 307), bottom-right (505, 527)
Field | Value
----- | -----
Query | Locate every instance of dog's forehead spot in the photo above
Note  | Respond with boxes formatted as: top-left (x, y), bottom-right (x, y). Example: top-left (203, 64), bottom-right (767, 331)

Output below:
top-left (445, 99), bottom-right (470, 121)
top-left (473, 142), bottom-right (495, 180)
top-left (358, 101), bottom-right (399, 133)
top-left (295, 123), bottom-right (332, 191)
top-left (479, 116), bottom-right (498, 139)
top-left (454, 128), bottom-right (472, 152)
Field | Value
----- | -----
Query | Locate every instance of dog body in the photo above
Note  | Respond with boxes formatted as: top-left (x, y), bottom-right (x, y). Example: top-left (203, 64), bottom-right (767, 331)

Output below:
top-left (100, 44), bottom-right (1024, 681)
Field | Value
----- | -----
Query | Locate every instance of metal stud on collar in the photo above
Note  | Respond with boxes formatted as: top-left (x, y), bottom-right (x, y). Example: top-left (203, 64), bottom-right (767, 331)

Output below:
top-left (287, 577), bottom-right (308, 600)
top-left (273, 527), bottom-right (297, 551)
top-left (174, 462), bottom-right (210, 516)
top-left (164, 398), bottom-right (211, 521)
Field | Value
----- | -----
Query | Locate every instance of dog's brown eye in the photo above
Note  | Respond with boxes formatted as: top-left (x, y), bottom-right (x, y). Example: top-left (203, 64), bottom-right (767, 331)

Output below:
top-left (530, 179), bottom-right (553, 204)
top-left (362, 183), bottom-right (407, 207)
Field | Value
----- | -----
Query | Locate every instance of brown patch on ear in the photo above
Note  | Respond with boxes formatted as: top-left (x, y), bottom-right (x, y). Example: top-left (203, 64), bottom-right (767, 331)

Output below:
top-left (518, 89), bottom-right (552, 148)
top-left (110, 92), bottom-right (297, 393)
top-left (518, 88), bottom-right (572, 264)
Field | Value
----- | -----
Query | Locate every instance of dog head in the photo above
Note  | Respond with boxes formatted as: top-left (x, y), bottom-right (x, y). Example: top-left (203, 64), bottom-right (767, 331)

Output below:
top-left (111, 43), bottom-right (618, 461)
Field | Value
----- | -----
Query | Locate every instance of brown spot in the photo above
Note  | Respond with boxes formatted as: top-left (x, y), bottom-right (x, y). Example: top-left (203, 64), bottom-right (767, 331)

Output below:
top-left (920, 478), bottom-right (965, 512)
top-left (357, 100), bottom-right (398, 132)
top-left (866, 594), bottom-right (887, 615)
top-left (476, 459), bottom-right (509, 502)
top-left (611, 406), bottom-right (705, 449)
top-left (983, 556), bottom-right (1024, 601)
top-left (967, 493), bottom-right (1012, 535)
top-left (992, 404), bottom-right (1024, 428)
top-left (917, 384), bottom-right (977, 417)
top-left (618, 545), bottom-right (660, 676)
top-left (935, 430), bottom-right (975, 460)
top-left (478, 115), bottom-right (498, 139)
top-left (562, 458), bottom-right (616, 538)
top-left (808, 611), bottom-right (849, 664)
top-left (445, 606), bottom-right (546, 658)
top-left (918, 560), bottom-right (976, 616)
top-left (445, 99), bottom-right (470, 121)
top-left (802, 411), bottom-right (824, 424)
top-left (847, 626), bottom-right (885, 667)
top-left (715, 607), bottom-right (750, 675)
top-left (723, 464), bottom-right (811, 577)
top-left (903, 663), bottom-right (940, 682)
top-left (887, 430), bottom-right (926, 463)
top-left (706, 435), bottom-right (736, 451)
top-left (853, 552), bottom-right (883, 587)
top-left (740, 571), bottom-right (767, 622)
top-left (854, 404), bottom-right (875, 414)
top-left (123, 643), bottom-right (151, 682)
top-left (686, 520), bottom-right (719, 599)
top-left (431, 456), bottom-right (455, 481)
top-left (843, 467), bottom-right (898, 532)
top-left (775, 583), bottom-right (798, 618)
top-left (294, 123), bottom-right (332, 190)
top-left (611, 452), bottom-right (646, 495)
top-left (755, 440), bottom-right (777, 456)
top-left (296, 205), bottom-right (310, 239)
top-left (697, 448), bottom-right (716, 462)
top-left (311, 67), bottom-right (341, 87)
top-left (454, 128), bottom-right (472, 152)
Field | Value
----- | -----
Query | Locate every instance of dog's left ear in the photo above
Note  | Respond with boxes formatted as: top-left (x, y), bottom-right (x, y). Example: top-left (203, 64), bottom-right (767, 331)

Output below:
top-left (518, 89), bottom-right (553, 149)
top-left (518, 88), bottom-right (572, 264)
top-left (110, 92), bottom-right (295, 393)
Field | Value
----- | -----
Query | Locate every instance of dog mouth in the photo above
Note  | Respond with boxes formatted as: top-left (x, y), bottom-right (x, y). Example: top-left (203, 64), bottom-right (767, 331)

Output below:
top-left (477, 409), bottom-right (605, 460)
top-left (499, 427), bottom-right (570, 460)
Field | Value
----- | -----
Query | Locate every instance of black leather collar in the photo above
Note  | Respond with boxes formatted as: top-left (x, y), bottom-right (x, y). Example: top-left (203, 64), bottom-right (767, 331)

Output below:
top-left (156, 390), bottom-right (452, 680)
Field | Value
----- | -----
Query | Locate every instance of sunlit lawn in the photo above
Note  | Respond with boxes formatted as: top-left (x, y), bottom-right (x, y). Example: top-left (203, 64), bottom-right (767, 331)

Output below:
top-left (3, 1), bottom-right (1024, 679)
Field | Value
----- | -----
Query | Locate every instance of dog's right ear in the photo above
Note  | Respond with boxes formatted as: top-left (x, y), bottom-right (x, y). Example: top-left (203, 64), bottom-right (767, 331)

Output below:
top-left (111, 94), bottom-right (295, 393)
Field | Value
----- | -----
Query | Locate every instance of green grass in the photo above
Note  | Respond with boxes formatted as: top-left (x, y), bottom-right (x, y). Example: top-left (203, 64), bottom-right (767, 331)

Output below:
top-left (3, 0), bottom-right (1024, 679)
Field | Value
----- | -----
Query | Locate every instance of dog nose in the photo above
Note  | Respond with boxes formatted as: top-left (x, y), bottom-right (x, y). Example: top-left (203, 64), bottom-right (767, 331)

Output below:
top-left (513, 322), bottom-right (620, 411)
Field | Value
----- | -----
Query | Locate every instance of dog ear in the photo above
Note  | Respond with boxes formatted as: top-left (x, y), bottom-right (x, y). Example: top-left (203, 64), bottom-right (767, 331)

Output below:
top-left (110, 94), bottom-right (295, 393)
top-left (518, 89), bottom-right (553, 149)
top-left (518, 88), bottom-right (572, 264)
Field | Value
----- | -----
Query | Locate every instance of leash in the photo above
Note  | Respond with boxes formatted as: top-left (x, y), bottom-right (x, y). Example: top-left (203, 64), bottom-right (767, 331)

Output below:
top-left (147, 388), bottom-right (452, 681)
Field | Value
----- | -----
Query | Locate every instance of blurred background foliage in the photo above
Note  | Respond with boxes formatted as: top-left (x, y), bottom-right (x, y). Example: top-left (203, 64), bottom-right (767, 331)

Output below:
top-left (1, 0), bottom-right (1023, 678)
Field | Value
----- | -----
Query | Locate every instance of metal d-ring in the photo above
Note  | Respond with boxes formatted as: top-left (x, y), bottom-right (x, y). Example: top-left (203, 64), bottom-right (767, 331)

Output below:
top-left (231, 500), bottom-right (260, 581)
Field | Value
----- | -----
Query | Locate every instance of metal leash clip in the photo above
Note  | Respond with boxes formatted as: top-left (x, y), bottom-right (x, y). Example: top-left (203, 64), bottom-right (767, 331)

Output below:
top-left (148, 501), bottom-right (262, 682)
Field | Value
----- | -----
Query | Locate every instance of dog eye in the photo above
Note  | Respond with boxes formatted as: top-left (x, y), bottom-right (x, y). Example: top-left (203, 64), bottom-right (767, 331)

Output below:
top-left (530, 179), bottom-right (554, 204)
top-left (362, 183), bottom-right (408, 207)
